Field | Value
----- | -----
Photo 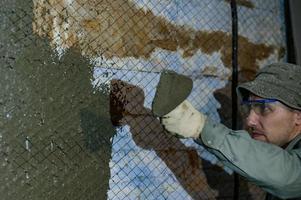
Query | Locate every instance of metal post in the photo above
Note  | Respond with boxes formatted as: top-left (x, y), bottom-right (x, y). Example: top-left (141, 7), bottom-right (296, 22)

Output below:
top-left (284, 0), bottom-right (296, 64)
top-left (230, 0), bottom-right (239, 199)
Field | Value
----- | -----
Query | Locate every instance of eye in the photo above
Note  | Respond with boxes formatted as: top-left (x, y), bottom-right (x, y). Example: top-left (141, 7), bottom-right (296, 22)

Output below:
top-left (259, 104), bottom-right (273, 115)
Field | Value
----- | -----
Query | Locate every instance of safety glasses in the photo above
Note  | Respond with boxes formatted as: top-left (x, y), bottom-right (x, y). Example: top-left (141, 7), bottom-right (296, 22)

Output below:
top-left (241, 99), bottom-right (278, 116)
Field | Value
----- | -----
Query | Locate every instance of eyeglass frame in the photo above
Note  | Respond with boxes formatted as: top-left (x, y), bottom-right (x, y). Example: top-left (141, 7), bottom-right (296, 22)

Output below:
top-left (240, 98), bottom-right (279, 116)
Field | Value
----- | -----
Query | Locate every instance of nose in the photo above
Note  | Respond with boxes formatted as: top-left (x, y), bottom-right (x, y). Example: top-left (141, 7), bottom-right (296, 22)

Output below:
top-left (246, 109), bottom-right (259, 127)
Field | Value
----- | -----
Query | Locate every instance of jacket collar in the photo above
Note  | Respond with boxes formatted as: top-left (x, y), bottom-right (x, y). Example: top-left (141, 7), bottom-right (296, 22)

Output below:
top-left (285, 134), bottom-right (301, 151)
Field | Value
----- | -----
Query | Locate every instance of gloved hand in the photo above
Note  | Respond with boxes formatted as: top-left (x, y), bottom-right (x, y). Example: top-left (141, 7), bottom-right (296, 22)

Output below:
top-left (161, 100), bottom-right (206, 138)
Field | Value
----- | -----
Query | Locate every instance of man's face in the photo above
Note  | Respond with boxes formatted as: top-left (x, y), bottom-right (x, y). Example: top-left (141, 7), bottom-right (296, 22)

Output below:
top-left (245, 95), bottom-right (301, 147)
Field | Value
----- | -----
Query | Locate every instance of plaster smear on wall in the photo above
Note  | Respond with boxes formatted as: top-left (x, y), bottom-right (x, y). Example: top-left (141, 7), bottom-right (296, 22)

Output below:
top-left (32, 0), bottom-right (283, 77)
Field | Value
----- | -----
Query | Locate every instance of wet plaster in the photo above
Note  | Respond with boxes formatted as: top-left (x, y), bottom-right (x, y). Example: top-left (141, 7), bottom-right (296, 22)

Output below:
top-left (1, 0), bottom-right (116, 198)
top-left (32, 0), bottom-right (283, 77)
top-left (152, 70), bottom-right (193, 117)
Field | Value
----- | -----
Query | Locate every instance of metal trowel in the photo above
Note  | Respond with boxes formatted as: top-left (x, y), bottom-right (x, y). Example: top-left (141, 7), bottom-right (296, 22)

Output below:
top-left (152, 70), bottom-right (193, 117)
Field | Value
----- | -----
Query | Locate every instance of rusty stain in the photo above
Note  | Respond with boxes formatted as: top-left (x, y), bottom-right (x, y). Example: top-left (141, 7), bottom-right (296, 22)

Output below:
top-left (110, 79), bottom-right (151, 126)
top-left (224, 0), bottom-right (255, 9)
top-left (109, 80), bottom-right (129, 126)
top-left (186, 149), bottom-right (201, 173)
top-left (226, 36), bottom-right (277, 79)
top-left (32, 0), bottom-right (283, 79)
top-left (109, 79), bottom-right (140, 126)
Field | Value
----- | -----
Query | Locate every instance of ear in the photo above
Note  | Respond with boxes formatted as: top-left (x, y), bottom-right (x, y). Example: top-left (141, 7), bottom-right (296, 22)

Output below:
top-left (294, 111), bottom-right (301, 125)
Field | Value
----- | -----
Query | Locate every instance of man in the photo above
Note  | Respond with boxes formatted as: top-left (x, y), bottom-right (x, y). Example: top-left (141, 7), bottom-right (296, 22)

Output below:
top-left (161, 63), bottom-right (301, 200)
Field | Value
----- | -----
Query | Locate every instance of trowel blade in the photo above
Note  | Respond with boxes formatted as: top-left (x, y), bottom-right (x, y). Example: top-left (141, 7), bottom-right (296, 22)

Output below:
top-left (152, 70), bottom-right (193, 117)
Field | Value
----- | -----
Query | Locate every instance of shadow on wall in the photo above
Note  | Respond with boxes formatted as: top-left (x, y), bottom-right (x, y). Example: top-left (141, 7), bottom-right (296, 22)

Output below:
top-left (109, 79), bottom-right (247, 199)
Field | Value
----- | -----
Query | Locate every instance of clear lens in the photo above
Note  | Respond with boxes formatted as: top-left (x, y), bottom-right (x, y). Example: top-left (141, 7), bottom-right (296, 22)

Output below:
top-left (240, 99), bottom-right (278, 116)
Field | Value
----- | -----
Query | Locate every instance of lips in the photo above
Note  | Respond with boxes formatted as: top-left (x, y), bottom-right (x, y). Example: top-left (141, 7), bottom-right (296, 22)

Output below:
top-left (250, 131), bottom-right (265, 139)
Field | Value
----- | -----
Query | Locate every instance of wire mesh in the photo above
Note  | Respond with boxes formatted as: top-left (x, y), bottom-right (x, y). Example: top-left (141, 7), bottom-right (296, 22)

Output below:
top-left (0, 0), bottom-right (287, 199)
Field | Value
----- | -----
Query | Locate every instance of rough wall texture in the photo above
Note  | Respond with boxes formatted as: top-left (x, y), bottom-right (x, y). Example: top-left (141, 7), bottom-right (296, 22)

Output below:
top-left (1, 0), bottom-right (115, 199)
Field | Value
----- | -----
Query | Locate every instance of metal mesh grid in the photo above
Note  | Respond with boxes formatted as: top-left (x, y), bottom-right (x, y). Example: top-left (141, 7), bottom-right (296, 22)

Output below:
top-left (0, 0), bottom-right (286, 199)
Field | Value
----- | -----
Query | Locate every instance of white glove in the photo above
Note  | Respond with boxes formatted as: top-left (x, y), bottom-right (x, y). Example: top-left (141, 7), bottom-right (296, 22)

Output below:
top-left (161, 100), bottom-right (206, 138)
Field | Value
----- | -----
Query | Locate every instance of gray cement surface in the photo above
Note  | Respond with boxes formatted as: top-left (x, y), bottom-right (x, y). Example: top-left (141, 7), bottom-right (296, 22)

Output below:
top-left (0, 0), bottom-right (116, 199)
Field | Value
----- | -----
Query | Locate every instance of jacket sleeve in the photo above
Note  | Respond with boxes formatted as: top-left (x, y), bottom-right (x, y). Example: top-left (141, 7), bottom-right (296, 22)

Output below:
top-left (195, 118), bottom-right (301, 199)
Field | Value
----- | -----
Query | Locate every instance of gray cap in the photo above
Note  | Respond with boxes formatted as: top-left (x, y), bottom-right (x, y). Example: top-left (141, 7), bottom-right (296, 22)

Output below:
top-left (237, 62), bottom-right (301, 110)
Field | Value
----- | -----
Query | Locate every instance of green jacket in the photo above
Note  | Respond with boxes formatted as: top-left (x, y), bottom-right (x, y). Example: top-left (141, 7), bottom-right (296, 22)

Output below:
top-left (196, 118), bottom-right (301, 200)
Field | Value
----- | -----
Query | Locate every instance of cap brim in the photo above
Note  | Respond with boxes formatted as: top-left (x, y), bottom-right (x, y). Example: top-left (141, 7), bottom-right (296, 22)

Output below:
top-left (237, 80), bottom-right (300, 110)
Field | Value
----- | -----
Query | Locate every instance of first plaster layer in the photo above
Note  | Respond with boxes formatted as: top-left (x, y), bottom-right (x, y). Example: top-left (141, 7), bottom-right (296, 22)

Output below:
top-left (0, 0), bottom-right (116, 199)
top-left (32, 0), bottom-right (284, 79)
